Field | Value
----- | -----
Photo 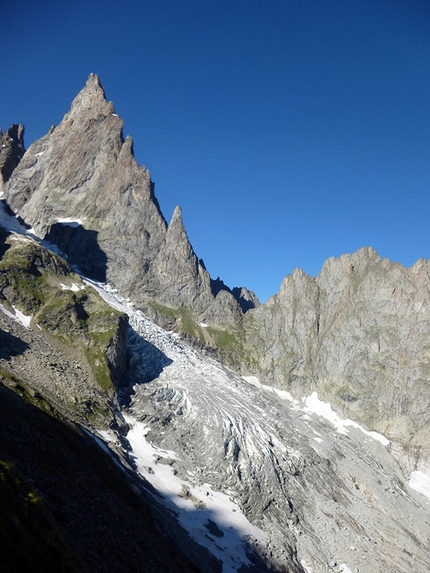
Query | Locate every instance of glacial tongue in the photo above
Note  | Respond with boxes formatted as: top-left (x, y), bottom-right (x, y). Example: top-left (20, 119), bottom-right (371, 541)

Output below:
top-left (91, 282), bottom-right (430, 573)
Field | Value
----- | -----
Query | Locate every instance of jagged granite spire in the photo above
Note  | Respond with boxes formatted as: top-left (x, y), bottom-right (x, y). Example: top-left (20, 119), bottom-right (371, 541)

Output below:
top-left (3, 74), bottom-right (253, 325)
top-left (0, 124), bottom-right (25, 190)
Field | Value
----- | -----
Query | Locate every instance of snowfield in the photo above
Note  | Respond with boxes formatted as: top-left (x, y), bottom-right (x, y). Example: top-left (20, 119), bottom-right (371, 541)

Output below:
top-left (124, 413), bottom-right (267, 572)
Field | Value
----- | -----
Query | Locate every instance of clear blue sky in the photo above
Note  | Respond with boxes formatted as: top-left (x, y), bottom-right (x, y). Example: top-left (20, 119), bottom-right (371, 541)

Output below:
top-left (2, 1), bottom-right (430, 302)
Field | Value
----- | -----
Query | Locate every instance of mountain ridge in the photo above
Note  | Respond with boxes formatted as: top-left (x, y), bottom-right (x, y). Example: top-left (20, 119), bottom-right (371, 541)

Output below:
top-left (1, 73), bottom-right (430, 572)
top-left (3, 74), bottom-right (257, 332)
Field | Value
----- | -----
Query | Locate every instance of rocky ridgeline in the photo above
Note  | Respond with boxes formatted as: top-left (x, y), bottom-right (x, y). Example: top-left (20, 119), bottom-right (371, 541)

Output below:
top-left (3, 74), bottom-right (257, 329)
top-left (3, 74), bottom-right (430, 472)
top-left (2, 73), bottom-right (430, 571)
top-left (240, 247), bottom-right (430, 474)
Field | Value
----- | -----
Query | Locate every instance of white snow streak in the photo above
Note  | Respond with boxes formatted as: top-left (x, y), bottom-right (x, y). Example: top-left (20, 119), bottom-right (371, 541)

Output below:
top-left (59, 282), bottom-right (84, 292)
top-left (57, 217), bottom-right (83, 227)
top-left (124, 414), bottom-right (266, 572)
top-left (409, 471), bottom-right (430, 501)
top-left (0, 304), bottom-right (32, 328)
top-left (242, 375), bottom-right (298, 405)
top-left (303, 392), bottom-right (389, 446)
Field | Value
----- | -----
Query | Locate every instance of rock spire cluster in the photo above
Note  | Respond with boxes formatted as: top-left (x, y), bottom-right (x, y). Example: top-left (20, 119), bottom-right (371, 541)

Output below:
top-left (3, 74), bottom-right (257, 327)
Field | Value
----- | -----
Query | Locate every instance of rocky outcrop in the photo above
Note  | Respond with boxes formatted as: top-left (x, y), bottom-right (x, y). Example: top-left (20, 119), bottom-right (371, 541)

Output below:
top-left (3, 74), bottom-right (255, 329)
top-left (240, 246), bottom-right (430, 471)
top-left (0, 124), bottom-right (25, 190)
top-left (0, 227), bottom-right (128, 423)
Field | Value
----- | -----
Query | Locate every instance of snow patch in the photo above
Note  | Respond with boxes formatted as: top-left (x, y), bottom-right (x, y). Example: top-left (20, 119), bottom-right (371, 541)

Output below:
top-left (300, 560), bottom-right (314, 573)
top-left (339, 565), bottom-right (353, 573)
top-left (124, 413), bottom-right (267, 572)
top-left (9, 233), bottom-right (33, 243)
top-left (0, 304), bottom-right (32, 328)
top-left (57, 217), bottom-right (83, 227)
top-left (59, 282), bottom-right (85, 292)
top-left (409, 471), bottom-right (430, 501)
top-left (13, 307), bottom-right (32, 328)
top-left (242, 376), bottom-right (299, 407)
top-left (303, 392), bottom-right (389, 446)
top-left (97, 430), bottom-right (113, 442)
top-left (200, 322), bottom-right (209, 327)
top-left (34, 151), bottom-right (44, 157)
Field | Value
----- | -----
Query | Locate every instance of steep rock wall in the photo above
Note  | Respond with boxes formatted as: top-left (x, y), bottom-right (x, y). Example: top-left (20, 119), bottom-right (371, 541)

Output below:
top-left (241, 247), bottom-right (430, 469)
top-left (3, 74), bottom-right (251, 328)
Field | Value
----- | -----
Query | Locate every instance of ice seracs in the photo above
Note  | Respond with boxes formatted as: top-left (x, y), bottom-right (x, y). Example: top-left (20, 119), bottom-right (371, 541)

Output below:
top-left (82, 279), bottom-right (430, 572)
top-left (124, 413), bottom-right (266, 573)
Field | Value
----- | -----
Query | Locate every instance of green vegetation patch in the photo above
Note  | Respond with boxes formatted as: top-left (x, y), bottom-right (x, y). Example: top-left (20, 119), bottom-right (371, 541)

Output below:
top-left (148, 300), bottom-right (206, 341)
top-left (0, 236), bottom-right (126, 395)
top-left (206, 327), bottom-right (237, 350)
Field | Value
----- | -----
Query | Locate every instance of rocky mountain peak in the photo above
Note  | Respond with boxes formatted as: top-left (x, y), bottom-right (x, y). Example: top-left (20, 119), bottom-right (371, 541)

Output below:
top-left (167, 204), bottom-right (184, 231)
top-left (0, 124), bottom-right (25, 190)
top-left (3, 75), bottom-right (255, 329)
top-left (65, 72), bottom-right (114, 121)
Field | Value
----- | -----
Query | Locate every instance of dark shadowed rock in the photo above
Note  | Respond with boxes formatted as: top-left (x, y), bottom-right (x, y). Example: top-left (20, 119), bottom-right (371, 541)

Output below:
top-left (0, 124), bottom-right (25, 189)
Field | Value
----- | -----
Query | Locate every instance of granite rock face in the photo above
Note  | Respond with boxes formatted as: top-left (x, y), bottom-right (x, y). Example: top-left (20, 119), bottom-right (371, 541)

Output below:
top-left (4, 74), bottom-right (253, 326)
top-left (2, 73), bottom-right (430, 571)
top-left (0, 124), bottom-right (25, 190)
top-left (241, 246), bottom-right (430, 472)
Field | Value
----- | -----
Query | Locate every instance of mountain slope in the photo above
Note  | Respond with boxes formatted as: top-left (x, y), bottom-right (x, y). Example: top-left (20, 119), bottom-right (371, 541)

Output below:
top-left (83, 279), bottom-right (430, 573)
top-left (239, 247), bottom-right (430, 475)
top-left (2, 73), bottom-right (430, 572)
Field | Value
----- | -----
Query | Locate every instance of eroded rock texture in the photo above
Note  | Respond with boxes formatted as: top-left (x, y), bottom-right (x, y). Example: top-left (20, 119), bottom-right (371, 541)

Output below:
top-left (4, 74), bottom-right (253, 326)
top-left (241, 247), bottom-right (430, 472)
top-left (0, 124), bottom-right (25, 189)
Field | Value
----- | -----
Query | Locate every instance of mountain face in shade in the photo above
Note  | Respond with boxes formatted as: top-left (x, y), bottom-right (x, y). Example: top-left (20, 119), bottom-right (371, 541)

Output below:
top-left (3, 74), bottom-right (257, 327)
top-left (0, 124), bottom-right (25, 190)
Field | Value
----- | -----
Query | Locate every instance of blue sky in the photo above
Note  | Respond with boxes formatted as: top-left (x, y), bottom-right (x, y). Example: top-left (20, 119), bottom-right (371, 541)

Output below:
top-left (2, 1), bottom-right (430, 302)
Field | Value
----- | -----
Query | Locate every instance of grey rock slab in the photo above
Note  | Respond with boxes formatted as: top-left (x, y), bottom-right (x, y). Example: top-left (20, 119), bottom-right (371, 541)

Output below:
top-left (241, 247), bottom-right (430, 475)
